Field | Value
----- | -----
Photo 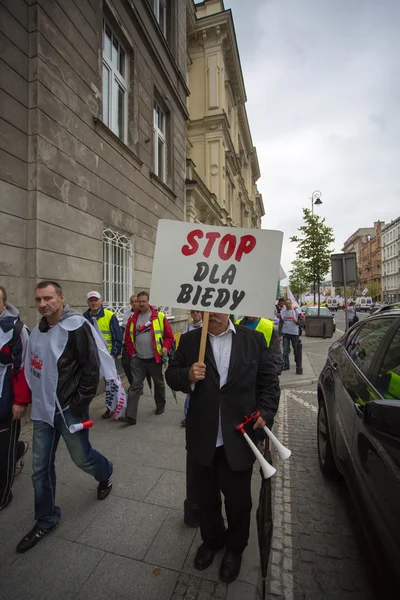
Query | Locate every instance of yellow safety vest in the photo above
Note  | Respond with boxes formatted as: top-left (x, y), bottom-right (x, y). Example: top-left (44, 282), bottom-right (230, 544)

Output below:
top-left (235, 318), bottom-right (274, 347)
top-left (97, 309), bottom-right (114, 354)
top-left (129, 312), bottom-right (165, 356)
top-left (388, 371), bottom-right (400, 399)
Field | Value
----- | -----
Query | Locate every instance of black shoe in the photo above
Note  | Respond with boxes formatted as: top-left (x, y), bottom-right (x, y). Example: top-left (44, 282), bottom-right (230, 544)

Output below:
top-left (155, 407), bottom-right (165, 415)
top-left (194, 542), bottom-right (224, 571)
top-left (0, 491), bottom-right (13, 511)
top-left (102, 408), bottom-right (111, 419)
top-left (16, 522), bottom-right (59, 553)
top-left (282, 366), bottom-right (290, 371)
top-left (181, 419), bottom-right (186, 428)
top-left (118, 416), bottom-right (136, 425)
top-left (219, 550), bottom-right (242, 583)
top-left (97, 475), bottom-right (113, 500)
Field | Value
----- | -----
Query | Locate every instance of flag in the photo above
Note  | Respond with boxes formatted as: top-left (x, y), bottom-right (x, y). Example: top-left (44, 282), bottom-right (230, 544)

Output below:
top-left (288, 287), bottom-right (300, 309)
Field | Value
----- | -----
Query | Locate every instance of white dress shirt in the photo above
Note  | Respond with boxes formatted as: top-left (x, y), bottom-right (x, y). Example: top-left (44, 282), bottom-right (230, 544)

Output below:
top-left (208, 319), bottom-right (236, 447)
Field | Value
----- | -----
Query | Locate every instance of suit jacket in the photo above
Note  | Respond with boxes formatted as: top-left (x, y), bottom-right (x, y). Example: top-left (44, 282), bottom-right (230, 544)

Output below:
top-left (165, 324), bottom-right (280, 472)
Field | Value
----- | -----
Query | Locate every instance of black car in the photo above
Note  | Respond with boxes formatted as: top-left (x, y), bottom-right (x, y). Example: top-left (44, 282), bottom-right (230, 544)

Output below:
top-left (317, 306), bottom-right (400, 590)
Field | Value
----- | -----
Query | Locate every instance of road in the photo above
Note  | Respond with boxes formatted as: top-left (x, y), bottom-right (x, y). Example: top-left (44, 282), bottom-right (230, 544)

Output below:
top-left (332, 308), bottom-right (369, 334)
top-left (268, 384), bottom-right (392, 600)
top-left (268, 313), bottom-right (396, 600)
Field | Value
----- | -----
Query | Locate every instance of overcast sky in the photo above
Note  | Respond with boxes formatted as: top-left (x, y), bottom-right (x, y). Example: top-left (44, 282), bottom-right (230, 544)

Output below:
top-left (221, 0), bottom-right (400, 280)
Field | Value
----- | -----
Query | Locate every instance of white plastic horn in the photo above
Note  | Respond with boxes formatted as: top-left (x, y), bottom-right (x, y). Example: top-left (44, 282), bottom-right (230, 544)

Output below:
top-left (263, 426), bottom-right (291, 461)
top-left (242, 432), bottom-right (277, 479)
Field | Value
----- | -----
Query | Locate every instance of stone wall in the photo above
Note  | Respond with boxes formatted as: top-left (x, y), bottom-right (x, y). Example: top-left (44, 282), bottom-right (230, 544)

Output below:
top-left (1, 0), bottom-right (188, 327)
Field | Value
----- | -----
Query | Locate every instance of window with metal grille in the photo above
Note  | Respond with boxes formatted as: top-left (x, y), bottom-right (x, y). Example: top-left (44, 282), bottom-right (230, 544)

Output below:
top-left (102, 20), bottom-right (128, 142)
top-left (103, 226), bottom-right (133, 318)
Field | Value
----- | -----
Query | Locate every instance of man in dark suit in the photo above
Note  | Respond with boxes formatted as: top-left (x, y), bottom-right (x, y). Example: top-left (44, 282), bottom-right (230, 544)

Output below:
top-left (165, 312), bottom-right (280, 583)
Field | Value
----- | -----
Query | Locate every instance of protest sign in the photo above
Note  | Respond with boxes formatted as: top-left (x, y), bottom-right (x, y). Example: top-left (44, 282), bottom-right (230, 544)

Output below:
top-left (150, 220), bottom-right (283, 319)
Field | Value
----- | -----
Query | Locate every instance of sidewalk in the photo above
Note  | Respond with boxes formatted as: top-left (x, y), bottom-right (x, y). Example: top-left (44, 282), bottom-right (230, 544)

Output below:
top-left (1, 333), bottom-right (338, 600)
top-left (1, 385), bottom-right (262, 600)
top-left (279, 331), bottom-right (340, 389)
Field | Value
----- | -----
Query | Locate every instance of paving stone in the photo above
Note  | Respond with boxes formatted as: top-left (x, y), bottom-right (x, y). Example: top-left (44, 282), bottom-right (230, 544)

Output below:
top-left (75, 552), bottom-right (178, 600)
top-left (145, 509), bottom-right (196, 570)
top-left (76, 495), bottom-right (169, 560)
top-left (0, 537), bottom-right (104, 600)
top-left (144, 469), bottom-right (187, 510)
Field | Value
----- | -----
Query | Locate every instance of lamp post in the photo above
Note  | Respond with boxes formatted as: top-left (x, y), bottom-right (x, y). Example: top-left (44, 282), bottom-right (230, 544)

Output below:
top-left (310, 190), bottom-right (323, 304)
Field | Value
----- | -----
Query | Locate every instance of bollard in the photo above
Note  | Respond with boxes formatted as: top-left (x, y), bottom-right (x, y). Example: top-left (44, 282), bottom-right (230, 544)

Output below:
top-left (184, 452), bottom-right (199, 527)
top-left (296, 337), bottom-right (303, 375)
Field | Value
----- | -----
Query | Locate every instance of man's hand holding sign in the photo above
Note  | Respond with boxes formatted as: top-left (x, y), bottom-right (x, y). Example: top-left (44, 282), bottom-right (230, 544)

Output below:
top-left (151, 220), bottom-right (287, 584)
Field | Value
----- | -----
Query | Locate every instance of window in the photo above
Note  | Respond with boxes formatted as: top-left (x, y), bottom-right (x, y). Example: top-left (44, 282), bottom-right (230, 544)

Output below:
top-left (375, 327), bottom-right (400, 400)
top-left (153, 0), bottom-right (167, 35)
top-left (348, 319), bottom-right (394, 375)
top-left (154, 101), bottom-right (166, 181)
top-left (102, 20), bottom-right (128, 141)
top-left (103, 226), bottom-right (133, 318)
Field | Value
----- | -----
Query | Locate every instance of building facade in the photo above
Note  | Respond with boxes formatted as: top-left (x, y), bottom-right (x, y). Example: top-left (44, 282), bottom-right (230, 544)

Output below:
top-left (0, 0), bottom-right (188, 326)
top-left (356, 221), bottom-right (384, 300)
top-left (382, 217), bottom-right (400, 303)
top-left (186, 0), bottom-right (264, 228)
top-left (342, 227), bottom-right (376, 267)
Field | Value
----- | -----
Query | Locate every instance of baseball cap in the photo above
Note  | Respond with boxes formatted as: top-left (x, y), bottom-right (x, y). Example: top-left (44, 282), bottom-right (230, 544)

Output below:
top-left (87, 291), bottom-right (101, 300)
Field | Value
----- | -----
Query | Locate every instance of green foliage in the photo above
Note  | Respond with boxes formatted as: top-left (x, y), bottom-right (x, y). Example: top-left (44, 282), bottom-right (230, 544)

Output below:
top-left (290, 208), bottom-right (335, 288)
top-left (289, 258), bottom-right (310, 297)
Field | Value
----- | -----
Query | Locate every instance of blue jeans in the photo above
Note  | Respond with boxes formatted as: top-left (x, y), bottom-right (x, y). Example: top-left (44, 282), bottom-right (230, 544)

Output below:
top-left (32, 408), bottom-right (112, 529)
top-left (283, 334), bottom-right (299, 369)
top-left (184, 394), bottom-right (190, 416)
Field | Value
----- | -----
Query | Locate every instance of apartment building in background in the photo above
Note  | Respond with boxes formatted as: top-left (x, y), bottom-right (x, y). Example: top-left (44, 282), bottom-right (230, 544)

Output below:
top-left (382, 217), bottom-right (400, 303)
top-left (0, 0), bottom-right (188, 326)
top-left (186, 0), bottom-right (264, 227)
top-left (356, 221), bottom-right (384, 299)
top-left (342, 227), bottom-right (376, 267)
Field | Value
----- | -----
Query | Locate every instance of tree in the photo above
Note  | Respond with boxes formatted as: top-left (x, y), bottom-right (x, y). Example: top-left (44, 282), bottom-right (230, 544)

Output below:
top-left (290, 208), bottom-right (335, 307)
top-left (289, 258), bottom-right (310, 299)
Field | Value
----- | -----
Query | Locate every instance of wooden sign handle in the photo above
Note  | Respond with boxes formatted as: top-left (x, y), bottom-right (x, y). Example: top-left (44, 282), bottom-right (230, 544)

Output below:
top-left (198, 312), bottom-right (209, 363)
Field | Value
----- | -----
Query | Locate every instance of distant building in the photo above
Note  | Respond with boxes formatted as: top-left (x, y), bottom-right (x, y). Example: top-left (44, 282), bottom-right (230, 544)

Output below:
top-left (382, 217), bottom-right (400, 303)
top-left (186, 0), bottom-right (264, 227)
top-left (342, 227), bottom-right (376, 266)
top-left (357, 222), bottom-right (384, 300)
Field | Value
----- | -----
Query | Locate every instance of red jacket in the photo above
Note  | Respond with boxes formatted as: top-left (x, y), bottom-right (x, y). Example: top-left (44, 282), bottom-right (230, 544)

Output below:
top-left (0, 305), bottom-right (31, 419)
top-left (124, 305), bottom-right (175, 363)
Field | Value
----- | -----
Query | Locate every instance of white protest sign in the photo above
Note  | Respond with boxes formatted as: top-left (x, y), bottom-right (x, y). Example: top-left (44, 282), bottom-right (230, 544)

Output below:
top-left (150, 220), bottom-right (283, 317)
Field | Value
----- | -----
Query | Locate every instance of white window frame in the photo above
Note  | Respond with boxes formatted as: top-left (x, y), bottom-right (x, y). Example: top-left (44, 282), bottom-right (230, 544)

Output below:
top-left (153, 100), bottom-right (166, 182)
top-left (153, 0), bottom-right (167, 36)
top-left (102, 20), bottom-right (128, 142)
top-left (103, 226), bottom-right (133, 319)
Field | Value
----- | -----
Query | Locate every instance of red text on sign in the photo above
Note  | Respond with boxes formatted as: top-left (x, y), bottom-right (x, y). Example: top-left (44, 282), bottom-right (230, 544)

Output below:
top-left (181, 230), bottom-right (256, 263)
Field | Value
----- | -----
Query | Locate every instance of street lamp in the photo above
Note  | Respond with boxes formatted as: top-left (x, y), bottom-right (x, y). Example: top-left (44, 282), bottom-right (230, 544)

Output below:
top-left (310, 190), bottom-right (323, 304)
top-left (311, 190), bottom-right (322, 217)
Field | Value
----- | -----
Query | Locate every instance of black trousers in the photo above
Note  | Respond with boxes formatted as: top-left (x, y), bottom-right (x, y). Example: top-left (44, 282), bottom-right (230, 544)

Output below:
top-left (193, 446), bottom-right (253, 554)
top-left (0, 416), bottom-right (21, 506)
top-left (121, 345), bottom-right (133, 384)
top-left (126, 357), bottom-right (166, 420)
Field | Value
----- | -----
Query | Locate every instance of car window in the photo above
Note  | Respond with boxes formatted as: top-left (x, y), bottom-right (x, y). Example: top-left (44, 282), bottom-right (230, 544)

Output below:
top-left (375, 327), bottom-right (400, 400)
top-left (347, 319), bottom-right (394, 376)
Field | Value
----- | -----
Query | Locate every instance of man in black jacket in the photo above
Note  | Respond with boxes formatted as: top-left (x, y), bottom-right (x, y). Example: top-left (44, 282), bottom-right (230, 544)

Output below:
top-left (166, 312), bottom-right (280, 583)
top-left (16, 281), bottom-right (113, 554)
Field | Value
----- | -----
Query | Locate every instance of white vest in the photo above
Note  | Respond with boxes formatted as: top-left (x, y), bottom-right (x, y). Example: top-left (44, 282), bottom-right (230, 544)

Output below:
top-left (25, 314), bottom-right (126, 427)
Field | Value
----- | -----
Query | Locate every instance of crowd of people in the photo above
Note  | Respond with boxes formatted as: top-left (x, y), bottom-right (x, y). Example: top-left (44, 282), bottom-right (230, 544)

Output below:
top-left (0, 282), bottom-right (293, 583)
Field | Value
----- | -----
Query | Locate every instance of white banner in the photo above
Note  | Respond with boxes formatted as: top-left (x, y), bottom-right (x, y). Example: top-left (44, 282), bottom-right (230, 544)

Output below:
top-left (150, 220), bottom-right (283, 317)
